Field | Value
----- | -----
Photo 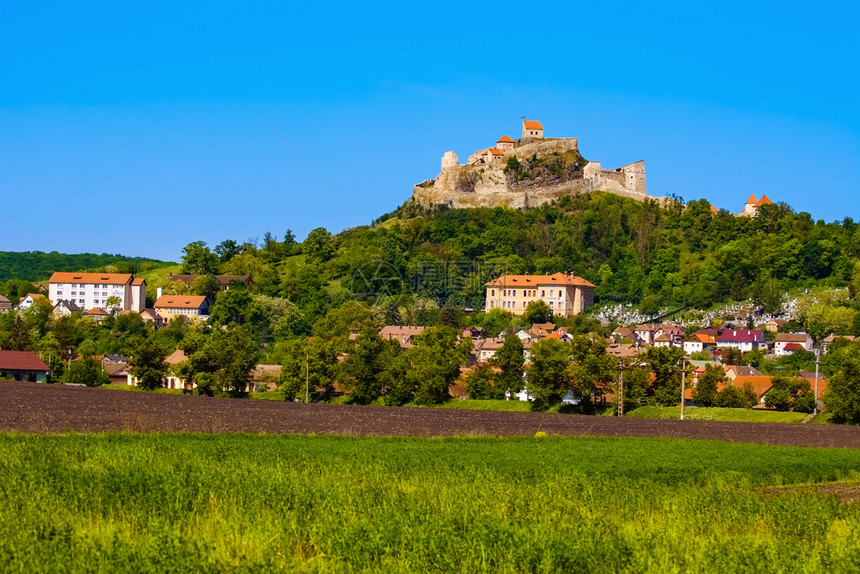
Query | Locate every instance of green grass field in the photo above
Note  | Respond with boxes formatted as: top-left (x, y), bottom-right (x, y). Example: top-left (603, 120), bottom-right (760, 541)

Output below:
top-left (0, 434), bottom-right (858, 572)
top-left (627, 405), bottom-right (809, 423)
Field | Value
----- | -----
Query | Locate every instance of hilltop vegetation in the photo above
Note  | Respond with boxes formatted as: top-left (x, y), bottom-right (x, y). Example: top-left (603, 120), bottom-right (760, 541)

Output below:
top-left (0, 251), bottom-right (173, 283)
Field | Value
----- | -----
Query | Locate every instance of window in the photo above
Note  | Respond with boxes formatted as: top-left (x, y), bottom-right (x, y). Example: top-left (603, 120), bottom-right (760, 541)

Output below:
top-left (491, 290), bottom-right (495, 297)
top-left (71, 291), bottom-right (77, 296)
top-left (512, 290), bottom-right (516, 297)
top-left (78, 299), bottom-right (84, 304)
top-left (541, 290), bottom-right (545, 297)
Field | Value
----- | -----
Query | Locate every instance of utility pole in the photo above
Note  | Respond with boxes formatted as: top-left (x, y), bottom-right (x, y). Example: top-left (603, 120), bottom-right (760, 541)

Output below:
top-left (617, 361), bottom-right (624, 417)
top-left (305, 348), bottom-right (310, 404)
top-left (813, 347), bottom-right (821, 415)
top-left (680, 355), bottom-right (691, 421)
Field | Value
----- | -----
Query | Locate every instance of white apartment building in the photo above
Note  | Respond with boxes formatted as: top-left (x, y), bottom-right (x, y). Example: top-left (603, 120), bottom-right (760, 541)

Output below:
top-left (48, 272), bottom-right (146, 312)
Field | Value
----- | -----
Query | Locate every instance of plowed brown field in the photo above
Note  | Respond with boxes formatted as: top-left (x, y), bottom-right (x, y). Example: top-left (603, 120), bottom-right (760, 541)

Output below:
top-left (2, 382), bottom-right (859, 448)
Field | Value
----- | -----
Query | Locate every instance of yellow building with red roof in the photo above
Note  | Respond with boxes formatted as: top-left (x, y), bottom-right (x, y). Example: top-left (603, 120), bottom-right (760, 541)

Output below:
top-left (485, 272), bottom-right (595, 317)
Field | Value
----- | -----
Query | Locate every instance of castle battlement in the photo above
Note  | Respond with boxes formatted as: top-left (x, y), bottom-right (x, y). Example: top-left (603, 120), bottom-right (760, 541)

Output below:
top-left (418, 119), bottom-right (647, 209)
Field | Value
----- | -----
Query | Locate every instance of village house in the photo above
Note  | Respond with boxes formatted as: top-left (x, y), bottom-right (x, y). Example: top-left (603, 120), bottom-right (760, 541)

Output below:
top-left (632, 324), bottom-right (685, 347)
top-left (773, 333), bottom-right (813, 356)
top-left (154, 295), bottom-right (209, 323)
top-left (15, 293), bottom-right (47, 310)
top-left (723, 365), bottom-right (763, 381)
top-left (484, 272), bottom-right (595, 318)
top-left (0, 350), bottom-right (50, 382)
top-left (766, 318), bottom-right (788, 332)
top-left (821, 334), bottom-right (855, 353)
top-left (127, 349), bottom-right (191, 390)
top-left (48, 272), bottom-right (145, 312)
top-left (51, 299), bottom-right (81, 318)
top-left (379, 326), bottom-right (425, 349)
top-left (717, 329), bottom-right (765, 352)
top-left (683, 333), bottom-right (717, 355)
top-left (0, 295), bottom-right (11, 313)
top-left (87, 307), bottom-right (109, 323)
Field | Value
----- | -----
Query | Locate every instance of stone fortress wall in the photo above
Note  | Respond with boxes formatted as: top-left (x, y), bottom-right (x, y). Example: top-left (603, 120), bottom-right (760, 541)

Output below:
top-left (413, 120), bottom-right (651, 209)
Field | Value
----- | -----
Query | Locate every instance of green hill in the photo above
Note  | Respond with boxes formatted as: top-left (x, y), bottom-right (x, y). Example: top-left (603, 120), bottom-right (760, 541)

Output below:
top-left (0, 251), bottom-right (176, 282)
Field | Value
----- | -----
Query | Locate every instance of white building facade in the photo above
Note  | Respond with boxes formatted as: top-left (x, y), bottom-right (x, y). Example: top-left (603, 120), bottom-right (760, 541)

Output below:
top-left (48, 273), bottom-right (146, 312)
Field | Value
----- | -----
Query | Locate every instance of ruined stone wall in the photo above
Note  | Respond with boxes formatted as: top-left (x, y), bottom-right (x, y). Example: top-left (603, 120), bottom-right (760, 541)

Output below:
top-left (417, 137), bottom-right (649, 209)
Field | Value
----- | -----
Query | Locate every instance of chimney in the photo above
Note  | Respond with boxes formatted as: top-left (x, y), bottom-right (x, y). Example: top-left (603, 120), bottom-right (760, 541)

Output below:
top-left (157, 287), bottom-right (163, 299)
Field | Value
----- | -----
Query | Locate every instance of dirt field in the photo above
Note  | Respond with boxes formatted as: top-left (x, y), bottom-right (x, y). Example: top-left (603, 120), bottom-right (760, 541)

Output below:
top-left (2, 382), bottom-right (859, 448)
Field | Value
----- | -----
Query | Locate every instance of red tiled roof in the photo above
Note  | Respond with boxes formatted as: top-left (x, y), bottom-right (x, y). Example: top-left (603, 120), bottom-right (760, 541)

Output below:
top-left (731, 375), bottom-right (773, 399)
top-left (485, 272), bottom-right (595, 288)
top-left (87, 308), bottom-right (108, 315)
top-left (756, 194), bottom-right (773, 206)
top-left (0, 350), bottom-right (50, 371)
top-left (775, 333), bottom-right (810, 343)
top-left (522, 120), bottom-right (543, 130)
top-left (717, 329), bottom-right (763, 344)
top-left (489, 147), bottom-right (505, 156)
top-left (497, 135), bottom-right (514, 143)
top-left (49, 272), bottom-right (133, 285)
top-left (132, 278), bottom-right (145, 286)
top-left (745, 193), bottom-right (758, 205)
top-left (709, 205), bottom-right (719, 213)
top-left (154, 295), bottom-right (208, 310)
top-left (783, 343), bottom-right (806, 351)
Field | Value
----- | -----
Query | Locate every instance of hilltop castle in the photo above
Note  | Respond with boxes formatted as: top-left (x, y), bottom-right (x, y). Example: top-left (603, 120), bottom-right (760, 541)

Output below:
top-left (413, 119), bottom-right (648, 209)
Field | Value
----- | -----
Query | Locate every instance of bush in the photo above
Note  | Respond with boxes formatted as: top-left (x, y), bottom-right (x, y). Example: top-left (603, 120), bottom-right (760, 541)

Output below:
top-left (63, 357), bottom-right (110, 387)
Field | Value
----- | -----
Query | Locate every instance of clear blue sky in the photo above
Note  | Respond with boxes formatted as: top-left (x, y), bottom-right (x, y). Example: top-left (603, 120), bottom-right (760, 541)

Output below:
top-left (2, 1), bottom-right (858, 261)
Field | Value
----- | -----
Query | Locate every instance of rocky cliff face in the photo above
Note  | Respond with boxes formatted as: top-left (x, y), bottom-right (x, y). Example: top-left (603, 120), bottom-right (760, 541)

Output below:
top-left (413, 138), bottom-right (648, 209)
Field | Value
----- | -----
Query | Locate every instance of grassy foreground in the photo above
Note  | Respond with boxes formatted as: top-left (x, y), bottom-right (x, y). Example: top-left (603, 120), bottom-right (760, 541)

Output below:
top-left (1, 434), bottom-right (859, 572)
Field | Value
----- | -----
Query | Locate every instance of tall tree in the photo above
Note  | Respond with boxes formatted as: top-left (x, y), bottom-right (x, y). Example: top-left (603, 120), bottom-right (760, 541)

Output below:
top-left (128, 336), bottom-right (169, 391)
top-left (569, 334), bottom-right (618, 408)
top-left (643, 346), bottom-right (685, 406)
top-left (491, 335), bottom-right (525, 398)
top-left (526, 338), bottom-right (571, 406)
top-left (406, 326), bottom-right (472, 404)
top-left (824, 341), bottom-right (860, 423)
top-left (181, 241), bottom-right (219, 275)
top-left (340, 325), bottom-right (399, 404)
top-left (692, 364), bottom-right (725, 407)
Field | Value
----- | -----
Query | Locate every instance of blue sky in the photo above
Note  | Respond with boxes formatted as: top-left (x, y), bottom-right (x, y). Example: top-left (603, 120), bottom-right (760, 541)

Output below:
top-left (1, 1), bottom-right (858, 261)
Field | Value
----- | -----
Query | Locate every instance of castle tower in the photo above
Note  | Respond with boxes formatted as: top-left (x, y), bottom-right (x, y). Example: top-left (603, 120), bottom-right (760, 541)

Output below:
top-left (496, 135), bottom-right (515, 152)
top-left (522, 119), bottom-right (543, 139)
top-left (441, 151), bottom-right (459, 170)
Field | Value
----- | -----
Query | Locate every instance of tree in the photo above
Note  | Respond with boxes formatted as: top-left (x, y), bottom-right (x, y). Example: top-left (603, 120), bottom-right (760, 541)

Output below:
top-left (209, 289), bottom-right (264, 328)
top-left (38, 334), bottom-right (65, 382)
top-left (523, 300), bottom-right (553, 324)
top-left (190, 275), bottom-right (221, 300)
top-left (178, 327), bottom-right (259, 397)
top-left (406, 326), bottom-right (472, 404)
top-left (465, 364), bottom-right (500, 400)
top-left (643, 346), bottom-right (685, 406)
top-left (490, 335), bottom-right (525, 398)
top-left (181, 241), bottom-right (219, 275)
top-left (764, 376), bottom-right (812, 411)
top-left (279, 337), bottom-right (338, 401)
top-left (214, 239), bottom-right (241, 263)
top-left (526, 338), bottom-right (571, 406)
top-left (692, 364), bottom-right (725, 407)
top-left (105, 296), bottom-right (122, 315)
top-left (128, 336), bottom-right (169, 390)
top-left (340, 325), bottom-right (398, 404)
top-left (63, 356), bottom-right (110, 387)
top-left (824, 341), bottom-right (860, 423)
top-left (568, 334), bottom-right (618, 409)
top-left (303, 228), bottom-right (334, 263)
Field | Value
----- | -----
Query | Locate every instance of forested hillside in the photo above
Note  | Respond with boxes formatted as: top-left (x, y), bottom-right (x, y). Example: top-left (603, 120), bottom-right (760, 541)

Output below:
top-left (0, 251), bottom-right (173, 282)
top-left (167, 192), bottom-right (858, 329)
